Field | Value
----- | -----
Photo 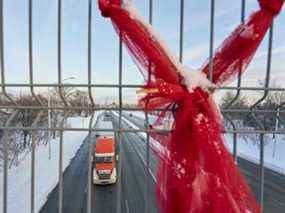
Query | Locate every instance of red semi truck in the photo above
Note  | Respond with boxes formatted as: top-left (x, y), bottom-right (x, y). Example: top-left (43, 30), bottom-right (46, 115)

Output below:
top-left (93, 120), bottom-right (117, 185)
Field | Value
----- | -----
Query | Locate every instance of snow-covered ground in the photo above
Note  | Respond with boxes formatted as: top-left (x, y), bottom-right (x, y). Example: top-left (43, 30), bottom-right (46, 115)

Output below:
top-left (225, 134), bottom-right (285, 175)
top-left (123, 111), bottom-right (285, 175)
top-left (0, 112), bottom-right (102, 213)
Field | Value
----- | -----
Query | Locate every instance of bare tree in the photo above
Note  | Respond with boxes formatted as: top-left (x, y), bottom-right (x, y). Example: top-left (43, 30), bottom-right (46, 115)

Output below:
top-left (220, 91), bottom-right (249, 123)
top-left (69, 90), bottom-right (90, 116)
top-left (14, 94), bottom-right (48, 148)
top-left (255, 80), bottom-right (285, 131)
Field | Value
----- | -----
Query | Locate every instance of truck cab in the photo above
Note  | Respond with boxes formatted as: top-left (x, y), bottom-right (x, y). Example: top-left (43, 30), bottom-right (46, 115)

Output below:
top-left (93, 121), bottom-right (117, 185)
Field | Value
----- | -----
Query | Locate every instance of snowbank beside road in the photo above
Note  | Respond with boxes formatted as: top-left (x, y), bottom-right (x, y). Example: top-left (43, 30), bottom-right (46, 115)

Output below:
top-left (225, 134), bottom-right (285, 175)
top-left (0, 113), bottom-right (102, 213)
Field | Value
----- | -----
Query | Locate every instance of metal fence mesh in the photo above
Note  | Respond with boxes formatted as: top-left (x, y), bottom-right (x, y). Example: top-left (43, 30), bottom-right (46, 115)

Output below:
top-left (0, 0), bottom-right (284, 213)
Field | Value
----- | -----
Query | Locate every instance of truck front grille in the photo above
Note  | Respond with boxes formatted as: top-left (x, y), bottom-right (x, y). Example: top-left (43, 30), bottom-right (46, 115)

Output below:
top-left (98, 173), bottom-right (111, 180)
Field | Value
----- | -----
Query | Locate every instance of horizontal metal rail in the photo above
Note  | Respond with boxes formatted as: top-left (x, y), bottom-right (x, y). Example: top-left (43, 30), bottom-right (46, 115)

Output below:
top-left (0, 126), bottom-right (284, 134)
top-left (0, 105), bottom-right (284, 113)
top-left (0, 83), bottom-right (284, 91)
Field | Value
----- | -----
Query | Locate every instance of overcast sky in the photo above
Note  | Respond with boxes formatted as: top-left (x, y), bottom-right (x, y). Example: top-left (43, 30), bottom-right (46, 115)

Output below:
top-left (1, 0), bottom-right (285, 103)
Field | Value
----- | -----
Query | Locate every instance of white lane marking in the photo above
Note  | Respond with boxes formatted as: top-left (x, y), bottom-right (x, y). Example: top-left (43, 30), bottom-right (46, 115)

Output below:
top-left (127, 134), bottom-right (157, 183)
top-left (112, 112), bottom-right (157, 183)
top-left (125, 199), bottom-right (130, 213)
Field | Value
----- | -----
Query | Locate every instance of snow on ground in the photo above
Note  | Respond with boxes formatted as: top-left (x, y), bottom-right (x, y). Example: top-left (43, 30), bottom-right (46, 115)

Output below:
top-left (118, 111), bottom-right (285, 175)
top-left (0, 112), bottom-right (102, 213)
top-left (225, 134), bottom-right (285, 175)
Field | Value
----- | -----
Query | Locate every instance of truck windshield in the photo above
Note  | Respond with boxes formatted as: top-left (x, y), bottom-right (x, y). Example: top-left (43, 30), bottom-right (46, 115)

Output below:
top-left (95, 156), bottom-right (113, 163)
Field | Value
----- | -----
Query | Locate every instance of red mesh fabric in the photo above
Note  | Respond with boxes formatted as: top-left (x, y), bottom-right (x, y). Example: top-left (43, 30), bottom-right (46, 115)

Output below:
top-left (201, 0), bottom-right (284, 86)
top-left (98, 0), bottom-right (283, 212)
top-left (259, 0), bottom-right (284, 15)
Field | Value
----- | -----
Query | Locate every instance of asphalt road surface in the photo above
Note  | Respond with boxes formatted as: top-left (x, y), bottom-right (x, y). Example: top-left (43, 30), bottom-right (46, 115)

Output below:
top-left (40, 112), bottom-right (285, 213)
top-left (89, 115), bottom-right (158, 213)
top-left (40, 113), bottom-right (157, 213)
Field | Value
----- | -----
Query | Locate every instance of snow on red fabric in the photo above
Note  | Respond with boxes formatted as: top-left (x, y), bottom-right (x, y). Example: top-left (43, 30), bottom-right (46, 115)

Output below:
top-left (98, 0), bottom-right (284, 212)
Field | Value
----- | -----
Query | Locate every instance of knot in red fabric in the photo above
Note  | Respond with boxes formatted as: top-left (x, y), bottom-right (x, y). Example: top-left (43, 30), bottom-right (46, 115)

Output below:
top-left (155, 80), bottom-right (186, 103)
top-left (147, 79), bottom-right (210, 110)
top-left (258, 0), bottom-right (284, 15)
top-left (98, 0), bottom-right (121, 17)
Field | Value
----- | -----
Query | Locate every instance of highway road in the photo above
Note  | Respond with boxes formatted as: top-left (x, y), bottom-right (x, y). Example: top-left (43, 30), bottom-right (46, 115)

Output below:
top-left (40, 112), bottom-right (285, 213)
top-left (88, 115), bottom-right (158, 213)
top-left (40, 112), bottom-right (157, 213)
